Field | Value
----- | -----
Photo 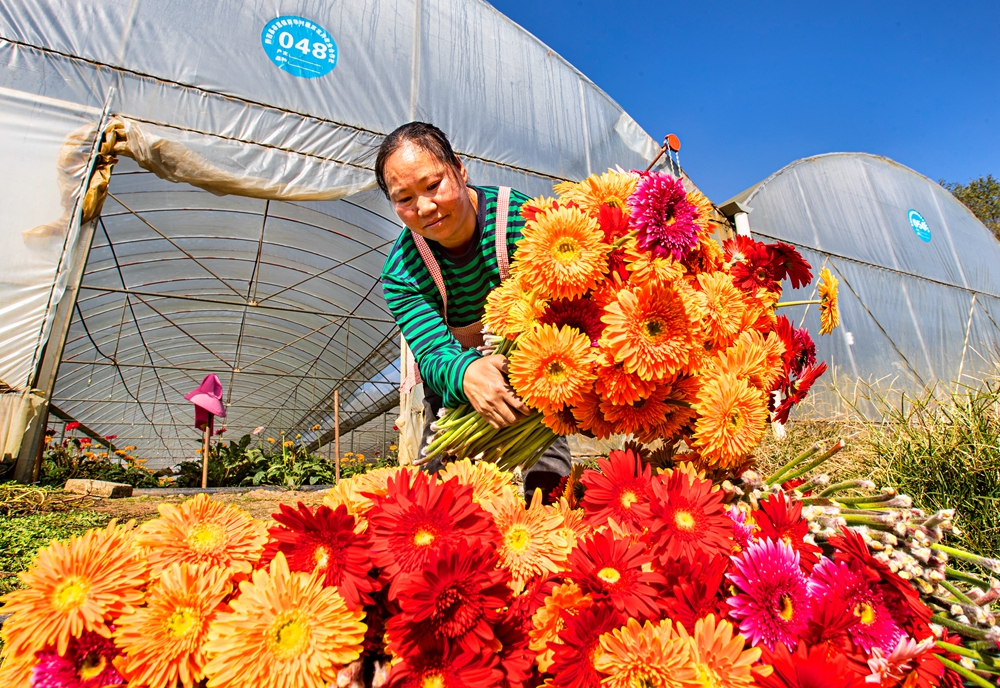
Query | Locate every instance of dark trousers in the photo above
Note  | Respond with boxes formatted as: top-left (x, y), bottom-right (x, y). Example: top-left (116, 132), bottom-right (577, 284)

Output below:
top-left (418, 392), bottom-right (572, 499)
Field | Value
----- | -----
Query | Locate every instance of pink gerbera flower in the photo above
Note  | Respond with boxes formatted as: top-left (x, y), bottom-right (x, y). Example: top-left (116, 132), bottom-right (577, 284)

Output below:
top-left (32, 630), bottom-right (123, 688)
top-left (727, 538), bottom-right (812, 650)
top-left (809, 558), bottom-right (905, 654)
top-left (628, 171), bottom-right (701, 260)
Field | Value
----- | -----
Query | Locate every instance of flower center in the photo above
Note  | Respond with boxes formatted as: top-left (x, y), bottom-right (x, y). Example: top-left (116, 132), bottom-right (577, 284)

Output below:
top-left (505, 525), bottom-right (531, 553)
top-left (77, 651), bottom-right (107, 681)
top-left (619, 491), bottom-right (638, 510)
top-left (546, 360), bottom-right (567, 382)
top-left (644, 319), bottom-right (664, 338)
top-left (728, 410), bottom-right (744, 431)
top-left (52, 576), bottom-right (90, 611)
top-left (597, 567), bottom-right (621, 584)
top-left (854, 601), bottom-right (876, 625)
top-left (313, 545), bottom-right (331, 570)
top-left (554, 238), bottom-right (581, 262)
top-left (270, 612), bottom-right (310, 659)
top-left (412, 528), bottom-right (436, 547)
top-left (166, 608), bottom-right (198, 638)
top-left (187, 523), bottom-right (225, 553)
top-left (778, 594), bottom-right (795, 621)
top-left (674, 510), bottom-right (696, 531)
top-left (421, 673), bottom-right (446, 688)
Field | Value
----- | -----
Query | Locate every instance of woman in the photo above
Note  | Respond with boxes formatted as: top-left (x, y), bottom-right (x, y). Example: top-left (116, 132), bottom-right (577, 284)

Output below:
top-left (377, 122), bottom-right (571, 498)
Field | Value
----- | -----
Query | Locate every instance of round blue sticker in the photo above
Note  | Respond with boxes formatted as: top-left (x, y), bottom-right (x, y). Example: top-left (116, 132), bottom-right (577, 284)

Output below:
top-left (261, 16), bottom-right (337, 78)
top-left (908, 209), bottom-right (931, 242)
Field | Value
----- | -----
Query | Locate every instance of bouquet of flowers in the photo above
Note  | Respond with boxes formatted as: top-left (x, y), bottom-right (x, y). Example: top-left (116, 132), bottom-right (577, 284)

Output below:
top-left (2, 445), bottom-right (997, 688)
top-left (422, 168), bottom-right (840, 470)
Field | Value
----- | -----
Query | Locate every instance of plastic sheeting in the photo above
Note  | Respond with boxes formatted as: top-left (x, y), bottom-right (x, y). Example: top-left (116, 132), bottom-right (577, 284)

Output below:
top-left (0, 0), bottom-right (679, 466)
top-left (725, 153), bottom-right (1000, 416)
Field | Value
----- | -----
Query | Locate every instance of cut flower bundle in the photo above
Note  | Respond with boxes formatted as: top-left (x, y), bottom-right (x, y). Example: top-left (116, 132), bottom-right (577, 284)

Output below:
top-left (2, 446), bottom-right (998, 688)
top-left (422, 168), bottom-right (840, 470)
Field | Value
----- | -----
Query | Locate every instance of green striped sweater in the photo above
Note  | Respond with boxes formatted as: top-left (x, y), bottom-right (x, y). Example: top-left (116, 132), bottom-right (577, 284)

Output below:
top-left (381, 186), bottom-right (531, 407)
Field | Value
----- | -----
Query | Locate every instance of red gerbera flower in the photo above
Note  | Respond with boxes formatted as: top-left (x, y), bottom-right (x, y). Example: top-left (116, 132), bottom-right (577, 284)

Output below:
top-left (827, 528), bottom-right (933, 638)
top-left (753, 492), bottom-right (822, 571)
top-left (366, 472), bottom-right (497, 599)
top-left (644, 469), bottom-right (733, 564)
top-left (387, 644), bottom-right (504, 688)
top-left (598, 203), bottom-right (631, 241)
top-left (260, 502), bottom-right (377, 610)
top-left (757, 642), bottom-right (867, 688)
top-left (659, 551), bottom-right (729, 630)
top-left (387, 543), bottom-right (509, 657)
top-left (567, 528), bottom-right (665, 620)
top-left (495, 607), bottom-right (534, 688)
top-left (728, 240), bottom-right (781, 293)
top-left (793, 327), bottom-right (818, 372)
top-left (723, 235), bottom-right (757, 264)
top-left (607, 247), bottom-right (630, 281)
top-left (579, 448), bottom-right (653, 527)
top-left (773, 362), bottom-right (828, 424)
top-left (769, 242), bottom-right (813, 289)
top-left (548, 605), bottom-right (625, 688)
top-left (539, 297), bottom-right (606, 346)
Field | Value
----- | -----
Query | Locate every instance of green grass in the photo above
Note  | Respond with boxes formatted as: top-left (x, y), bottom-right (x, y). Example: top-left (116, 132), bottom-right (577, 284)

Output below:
top-left (0, 511), bottom-right (113, 597)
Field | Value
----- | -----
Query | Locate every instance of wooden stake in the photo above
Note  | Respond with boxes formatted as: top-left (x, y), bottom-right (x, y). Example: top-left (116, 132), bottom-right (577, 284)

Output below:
top-left (334, 390), bottom-right (340, 484)
top-left (201, 422), bottom-right (211, 489)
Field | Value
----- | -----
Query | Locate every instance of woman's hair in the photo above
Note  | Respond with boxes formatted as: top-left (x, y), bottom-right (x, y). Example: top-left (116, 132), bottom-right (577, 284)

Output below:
top-left (374, 122), bottom-right (462, 198)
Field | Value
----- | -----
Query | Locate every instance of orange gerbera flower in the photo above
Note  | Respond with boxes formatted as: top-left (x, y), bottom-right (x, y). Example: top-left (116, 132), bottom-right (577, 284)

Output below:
top-left (600, 381), bottom-right (677, 437)
top-left (601, 284), bottom-right (702, 381)
top-left (594, 350), bottom-right (659, 407)
top-left (637, 375), bottom-right (700, 444)
top-left (321, 479), bottom-right (372, 531)
top-left (136, 493), bottom-right (268, 577)
top-left (556, 496), bottom-right (591, 549)
top-left (713, 330), bottom-right (785, 392)
top-left (695, 271), bottom-right (746, 348)
top-left (481, 485), bottom-right (570, 594)
top-left (508, 323), bottom-right (595, 410)
top-left (682, 235), bottom-right (727, 273)
top-left (594, 618), bottom-right (700, 688)
top-left (542, 404), bottom-right (581, 436)
top-left (521, 195), bottom-right (559, 222)
top-left (203, 553), bottom-right (365, 688)
top-left (0, 520), bottom-right (146, 658)
top-left (554, 169), bottom-right (638, 217)
top-left (625, 243), bottom-right (686, 290)
top-left (115, 563), bottom-right (231, 688)
top-left (691, 371), bottom-right (769, 469)
top-left (529, 581), bottom-right (593, 673)
top-left (438, 458), bottom-right (512, 505)
top-left (686, 187), bottom-right (717, 233)
top-left (572, 386), bottom-right (618, 439)
top-left (818, 267), bottom-right (840, 335)
top-left (516, 205), bottom-right (610, 300)
top-left (0, 652), bottom-right (34, 688)
top-left (678, 614), bottom-right (761, 688)
top-left (483, 270), bottom-right (547, 339)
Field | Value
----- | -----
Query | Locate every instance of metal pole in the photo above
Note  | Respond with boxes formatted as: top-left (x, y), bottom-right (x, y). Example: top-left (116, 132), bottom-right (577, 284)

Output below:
top-left (201, 422), bottom-right (211, 489)
top-left (382, 412), bottom-right (387, 460)
top-left (334, 389), bottom-right (340, 484)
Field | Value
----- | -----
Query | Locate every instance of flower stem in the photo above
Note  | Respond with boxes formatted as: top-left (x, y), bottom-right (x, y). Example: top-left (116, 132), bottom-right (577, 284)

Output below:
top-left (946, 567), bottom-right (992, 592)
top-left (932, 545), bottom-right (1000, 575)
top-left (936, 640), bottom-right (982, 660)
top-left (775, 299), bottom-right (822, 308)
top-left (931, 613), bottom-right (989, 640)
top-left (939, 579), bottom-right (978, 606)
top-left (819, 479), bottom-right (876, 497)
top-left (934, 656), bottom-right (995, 688)
top-left (612, 229), bottom-right (638, 248)
top-left (775, 440), bottom-right (847, 484)
top-left (765, 443), bottom-right (820, 485)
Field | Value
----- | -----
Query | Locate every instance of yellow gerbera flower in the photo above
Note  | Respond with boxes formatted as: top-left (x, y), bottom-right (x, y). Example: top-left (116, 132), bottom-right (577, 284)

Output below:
top-left (516, 205), bottom-right (610, 300)
top-left (529, 581), bottom-right (593, 673)
top-left (135, 493), bottom-right (268, 577)
top-left (483, 270), bottom-right (547, 339)
top-left (686, 186), bottom-right (718, 233)
top-left (677, 614), bottom-right (760, 688)
top-left (594, 617), bottom-right (700, 688)
top-left (712, 329), bottom-right (784, 392)
top-left (694, 271), bottom-right (746, 348)
top-left (554, 169), bottom-right (638, 217)
top-left (480, 486), bottom-right (570, 594)
top-left (0, 520), bottom-right (146, 658)
top-left (691, 370), bottom-right (769, 469)
top-left (203, 553), bottom-right (366, 688)
top-left (114, 562), bottom-right (231, 687)
top-left (437, 458), bottom-right (512, 505)
top-left (508, 323), bottom-right (596, 410)
top-left (818, 267), bottom-right (841, 335)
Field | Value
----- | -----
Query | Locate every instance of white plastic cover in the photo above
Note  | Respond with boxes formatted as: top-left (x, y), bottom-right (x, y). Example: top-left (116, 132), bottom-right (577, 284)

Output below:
top-left (0, 0), bottom-right (674, 465)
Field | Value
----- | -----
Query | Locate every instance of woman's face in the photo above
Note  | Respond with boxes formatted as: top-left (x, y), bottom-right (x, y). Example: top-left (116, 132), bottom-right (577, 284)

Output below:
top-left (383, 141), bottom-right (476, 251)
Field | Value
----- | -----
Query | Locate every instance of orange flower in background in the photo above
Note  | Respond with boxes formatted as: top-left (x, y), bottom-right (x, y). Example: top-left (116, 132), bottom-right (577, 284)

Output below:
top-left (601, 284), bottom-right (702, 381)
top-left (691, 371), bottom-right (769, 468)
top-left (516, 204), bottom-right (610, 300)
top-left (483, 270), bottom-right (547, 339)
top-left (529, 581), bottom-right (593, 673)
top-left (542, 404), bottom-right (581, 436)
top-left (594, 351), bottom-right (659, 407)
top-left (203, 553), bottom-right (366, 688)
top-left (679, 614), bottom-right (761, 688)
top-left (695, 271), bottom-right (746, 348)
top-left (554, 169), bottom-right (638, 217)
top-left (520, 194), bottom-right (558, 222)
top-left (438, 458), bottom-right (512, 505)
top-left (818, 267), bottom-right (841, 335)
top-left (0, 520), bottom-right (146, 659)
top-left (626, 242), bottom-right (686, 290)
top-left (594, 617), bottom-right (700, 688)
top-left (114, 563), bottom-right (231, 688)
top-left (508, 323), bottom-right (596, 410)
top-left (481, 485), bottom-right (571, 594)
top-left (136, 493), bottom-right (268, 577)
top-left (571, 386), bottom-right (619, 440)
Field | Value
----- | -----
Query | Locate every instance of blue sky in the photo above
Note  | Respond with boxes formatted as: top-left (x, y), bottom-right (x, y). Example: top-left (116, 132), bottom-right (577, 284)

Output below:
top-left (489, 0), bottom-right (999, 202)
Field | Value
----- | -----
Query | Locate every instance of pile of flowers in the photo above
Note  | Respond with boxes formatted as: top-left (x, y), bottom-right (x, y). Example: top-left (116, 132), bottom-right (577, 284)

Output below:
top-left (423, 168), bottom-right (839, 470)
top-left (2, 446), bottom-right (998, 688)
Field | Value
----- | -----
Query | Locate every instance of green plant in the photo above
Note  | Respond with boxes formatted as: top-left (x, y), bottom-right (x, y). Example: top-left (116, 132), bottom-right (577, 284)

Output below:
top-left (38, 435), bottom-right (159, 488)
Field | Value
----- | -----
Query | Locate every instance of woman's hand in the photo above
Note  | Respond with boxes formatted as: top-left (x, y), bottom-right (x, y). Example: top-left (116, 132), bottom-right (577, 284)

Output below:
top-left (463, 355), bottom-right (531, 429)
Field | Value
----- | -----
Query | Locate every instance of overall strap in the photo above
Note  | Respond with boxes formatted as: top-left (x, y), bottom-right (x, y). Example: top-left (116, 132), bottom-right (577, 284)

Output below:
top-left (409, 231), bottom-right (450, 326)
